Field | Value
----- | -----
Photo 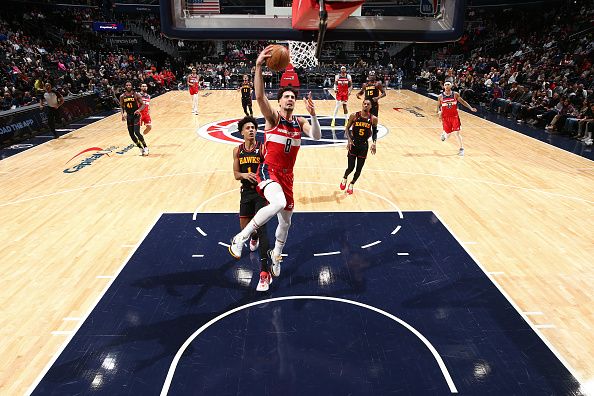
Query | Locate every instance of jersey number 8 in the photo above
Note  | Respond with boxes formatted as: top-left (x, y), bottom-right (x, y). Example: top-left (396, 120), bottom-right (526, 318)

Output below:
top-left (284, 139), bottom-right (292, 153)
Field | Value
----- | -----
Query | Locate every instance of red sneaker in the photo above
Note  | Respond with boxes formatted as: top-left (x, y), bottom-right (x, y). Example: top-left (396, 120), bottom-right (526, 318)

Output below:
top-left (256, 271), bottom-right (272, 292)
top-left (347, 184), bottom-right (354, 195)
top-left (340, 179), bottom-right (347, 190)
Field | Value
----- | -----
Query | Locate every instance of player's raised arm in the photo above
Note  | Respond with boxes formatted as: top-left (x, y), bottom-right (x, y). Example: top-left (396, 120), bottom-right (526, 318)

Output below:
top-left (455, 92), bottom-right (477, 112)
top-left (254, 45), bottom-right (276, 125)
top-left (300, 92), bottom-right (321, 140)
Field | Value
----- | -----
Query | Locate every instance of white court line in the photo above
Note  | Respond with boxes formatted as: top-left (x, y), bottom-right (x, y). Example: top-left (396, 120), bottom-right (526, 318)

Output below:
top-left (397, 253), bottom-right (409, 256)
top-left (96, 275), bottom-right (115, 279)
top-left (191, 254), bottom-right (204, 258)
top-left (432, 211), bottom-right (583, 388)
top-left (87, 116), bottom-right (106, 119)
top-left (195, 227), bottom-right (207, 236)
top-left (37, 135), bottom-right (55, 138)
top-left (361, 240), bottom-right (381, 249)
top-left (523, 312), bottom-right (544, 316)
top-left (391, 225), bottom-right (402, 235)
top-left (159, 296), bottom-right (458, 395)
top-left (281, 253), bottom-right (288, 257)
top-left (487, 272), bottom-right (505, 276)
top-left (535, 324), bottom-right (556, 329)
top-left (63, 317), bottom-right (81, 321)
top-left (313, 251), bottom-right (341, 257)
top-left (27, 213), bottom-right (164, 395)
top-left (51, 331), bottom-right (73, 335)
top-left (218, 242), bottom-right (230, 248)
top-left (56, 128), bottom-right (76, 132)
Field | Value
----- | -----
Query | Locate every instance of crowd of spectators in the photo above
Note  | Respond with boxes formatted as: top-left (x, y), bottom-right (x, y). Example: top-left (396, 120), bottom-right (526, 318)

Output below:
top-left (414, 0), bottom-right (593, 144)
top-left (1, 8), bottom-right (178, 113)
top-left (3, 0), bottom-right (593, 146)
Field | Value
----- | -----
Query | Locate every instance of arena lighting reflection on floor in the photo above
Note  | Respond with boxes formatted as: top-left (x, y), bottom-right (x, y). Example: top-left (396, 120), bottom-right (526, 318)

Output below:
top-left (32, 212), bottom-right (581, 396)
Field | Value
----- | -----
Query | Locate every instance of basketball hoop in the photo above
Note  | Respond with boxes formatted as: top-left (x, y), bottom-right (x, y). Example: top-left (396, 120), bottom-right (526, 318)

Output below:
top-left (288, 41), bottom-right (318, 68)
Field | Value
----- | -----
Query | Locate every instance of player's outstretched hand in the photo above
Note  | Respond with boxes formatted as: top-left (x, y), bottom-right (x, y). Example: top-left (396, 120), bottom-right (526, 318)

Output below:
top-left (304, 91), bottom-right (316, 116)
top-left (256, 45), bottom-right (275, 67)
top-left (471, 107), bottom-right (478, 112)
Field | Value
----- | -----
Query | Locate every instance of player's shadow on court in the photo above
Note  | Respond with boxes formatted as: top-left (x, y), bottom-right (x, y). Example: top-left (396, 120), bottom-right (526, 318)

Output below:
top-left (297, 191), bottom-right (347, 205)
top-left (131, 259), bottom-right (251, 306)
top-left (277, 227), bottom-right (420, 297)
top-left (403, 151), bottom-right (457, 158)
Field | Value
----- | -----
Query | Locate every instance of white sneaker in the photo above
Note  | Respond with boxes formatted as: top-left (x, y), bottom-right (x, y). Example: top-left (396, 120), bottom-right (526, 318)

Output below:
top-left (440, 132), bottom-right (447, 141)
top-left (256, 271), bottom-right (272, 292)
top-left (143, 147), bottom-right (149, 156)
top-left (228, 234), bottom-right (245, 259)
top-left (249, 238), bottom-right (259, 252)
top-left (458, 148), bottom-right (465, 156)
top-left (268, 250), bottom-right (282, 277)
top-left (138, 147), bottom-right (144, 156)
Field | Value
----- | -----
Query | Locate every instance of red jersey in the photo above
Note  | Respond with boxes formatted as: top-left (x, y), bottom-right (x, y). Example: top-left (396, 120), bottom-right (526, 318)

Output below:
top-left (188, 74), bottom-right (200, 95)
top-left (440, 92), bottom-right (459, 118)
top-left (263, 112), bottom-right (303, 171)
top-left (140, 92), bottom-right (150, 114)
top-left (336, 74), bottom-right (350, 95)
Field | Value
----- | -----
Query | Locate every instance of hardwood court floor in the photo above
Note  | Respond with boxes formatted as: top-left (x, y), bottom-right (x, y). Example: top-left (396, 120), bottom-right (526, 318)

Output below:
top-left (0, 89), bottom-right (592, 394)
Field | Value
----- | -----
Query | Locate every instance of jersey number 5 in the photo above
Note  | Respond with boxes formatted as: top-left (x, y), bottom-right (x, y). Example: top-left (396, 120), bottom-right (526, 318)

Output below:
top-left (284, 139), bottom-right (292, 153)
top-left (358, 128), bottom-right (365, 136)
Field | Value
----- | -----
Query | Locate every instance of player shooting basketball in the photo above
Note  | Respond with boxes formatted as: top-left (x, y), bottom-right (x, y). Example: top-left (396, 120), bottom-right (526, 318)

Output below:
top-left (228, 44), bottom-right (322, 288)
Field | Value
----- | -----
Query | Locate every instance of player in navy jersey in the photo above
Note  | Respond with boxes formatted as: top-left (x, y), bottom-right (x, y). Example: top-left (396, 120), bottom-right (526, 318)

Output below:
top-left (119, 81), bottom-right (148, 156)
top-left (233, 116), bottom-right (271, 291)
top-left (357, 71), bottom-right (386, 117)
top-left (228, 45), bottom-right (322, 286)
top-left (340, 99), bottom-right (378, 195)
top-left (238, 75), bottom-right (253, 116)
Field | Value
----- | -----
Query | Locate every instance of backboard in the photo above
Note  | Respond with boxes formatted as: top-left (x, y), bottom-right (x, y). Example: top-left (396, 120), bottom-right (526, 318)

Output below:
top-left (160, 0), bottom-right (466, 42)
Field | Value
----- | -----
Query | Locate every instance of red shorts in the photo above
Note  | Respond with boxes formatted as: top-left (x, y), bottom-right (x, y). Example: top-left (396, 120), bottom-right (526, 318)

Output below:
top-left (140, 112), bottom-right (151, 126)
top-left (256, 163), bottom-right (294, 211)
top-left (336, 92), bottom-right (349, 102)
top-left (189, 86), bottom-right (199, 95)
top-left (442, 116), bottom-right (461, 134)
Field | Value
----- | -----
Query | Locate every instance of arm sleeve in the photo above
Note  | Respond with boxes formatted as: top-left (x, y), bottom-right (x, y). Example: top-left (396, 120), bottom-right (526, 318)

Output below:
top-left (372, 125), bottom-right (378, 142)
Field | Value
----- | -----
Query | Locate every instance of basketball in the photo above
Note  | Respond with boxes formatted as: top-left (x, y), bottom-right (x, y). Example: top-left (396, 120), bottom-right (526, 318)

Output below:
top-left (266, 45), bottom-right (290, 72)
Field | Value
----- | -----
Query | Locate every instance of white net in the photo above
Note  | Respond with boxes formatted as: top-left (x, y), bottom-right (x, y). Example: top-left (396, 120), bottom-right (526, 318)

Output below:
top-left (288, 41), bottom-right (319, 68)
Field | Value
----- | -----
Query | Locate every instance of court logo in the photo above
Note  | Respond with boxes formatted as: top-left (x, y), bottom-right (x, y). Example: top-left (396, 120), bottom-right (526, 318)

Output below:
top-left (393, 107), bottom-right (425, 117)
top-left (197, 116), bottom-right (388, 147)
top-left (63, 144), bottom-right (135, 173)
